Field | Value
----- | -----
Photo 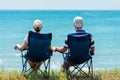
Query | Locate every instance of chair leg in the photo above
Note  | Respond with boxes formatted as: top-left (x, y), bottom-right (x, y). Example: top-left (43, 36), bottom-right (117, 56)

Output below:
top-left (66, 69), bottom-right (72, 80)
top-left (22, 58), bottom-right (27, 74)
top-left (37, 58), bottom-right (51, 80)
top-left (21, 59), bottom-right (29, 79)
top-left (65, 62), bottom-right (72, 80)
top-left (44, 58), bottom-right (50, 79)
top-left (89, 59), bottom-right (93, 80)
top-left (66, 59), bottom-right (93, 80)
top-left (21, 58), bottom-right (51, 80)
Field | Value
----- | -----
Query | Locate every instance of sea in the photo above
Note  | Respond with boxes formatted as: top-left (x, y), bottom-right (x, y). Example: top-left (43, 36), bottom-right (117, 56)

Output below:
top-left (0, 10), bottom-right (120, 70)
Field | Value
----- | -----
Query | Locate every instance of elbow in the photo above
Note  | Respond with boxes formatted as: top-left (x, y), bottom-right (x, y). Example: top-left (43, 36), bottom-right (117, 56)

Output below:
top-left (18, 47), bottom-right (24, 51)
top-left (62, 47), bottom-right (67, 52)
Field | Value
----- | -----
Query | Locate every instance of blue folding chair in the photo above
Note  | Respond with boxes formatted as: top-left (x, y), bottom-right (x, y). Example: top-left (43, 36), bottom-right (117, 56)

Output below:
top-left (20, 31), bottom-right (52, 80)
top-left (62, 34), bottom-right (94, 80)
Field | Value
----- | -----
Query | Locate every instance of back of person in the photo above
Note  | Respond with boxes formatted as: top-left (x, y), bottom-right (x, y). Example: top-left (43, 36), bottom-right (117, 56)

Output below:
top-left (55, 16), bottom-right (95, 71)
top-left (67, 31), bottom-right (92, 64)
top-left (14, 19), bottom-right (55, 71)
top-left (27, 31), bottom-right (52, 62)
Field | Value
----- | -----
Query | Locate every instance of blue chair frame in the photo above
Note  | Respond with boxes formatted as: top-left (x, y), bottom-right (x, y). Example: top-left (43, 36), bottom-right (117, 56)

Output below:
top-left (62, 34), bottom-right (94, 80)
top-left (20, 31), bottom-right (52, 80)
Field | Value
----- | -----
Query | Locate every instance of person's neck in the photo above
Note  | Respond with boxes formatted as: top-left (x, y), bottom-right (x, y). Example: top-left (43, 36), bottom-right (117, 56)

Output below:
top-left (34, 31), bottom-right (40, 34)
top-left (75, 28), bottom-right (82, 31)
top-left (75, 27), bottom-right (82, 30)
top-left (76, 29), bottom-right (82, 30)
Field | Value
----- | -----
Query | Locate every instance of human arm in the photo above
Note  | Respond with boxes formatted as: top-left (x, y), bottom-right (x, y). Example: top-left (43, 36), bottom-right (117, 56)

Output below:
top-left (14, 41), bottom-right (28, 51)
top-left (14, 34), bottom-right (28, 51)
top-left (49, 46), bottom-right (57, 52)
top-left (56, 47), bottom-right (67, 52)
top-left (89, 34), bottom-right (95, 55)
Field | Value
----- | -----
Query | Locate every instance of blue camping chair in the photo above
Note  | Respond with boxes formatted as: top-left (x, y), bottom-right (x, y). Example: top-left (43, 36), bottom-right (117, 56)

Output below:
top-left (62, 34), bottom-right (94, 80)
top-left (20, 31), bottom-right (52, 80)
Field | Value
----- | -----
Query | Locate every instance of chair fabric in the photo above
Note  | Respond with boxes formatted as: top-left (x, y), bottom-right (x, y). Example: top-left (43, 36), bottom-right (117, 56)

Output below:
top-left (21, 31), bottom-right (52, 79)
top-left (67, 34), bottom-right (92, 64)
top-left (27, 31), bottom-right (52, 62)
top-left (63, 34), bottom-right (93, 80)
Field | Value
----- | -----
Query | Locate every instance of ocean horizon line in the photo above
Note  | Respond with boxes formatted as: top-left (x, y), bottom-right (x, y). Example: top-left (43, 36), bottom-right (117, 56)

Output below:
top-left (0, 9), bottom-right (120, 11)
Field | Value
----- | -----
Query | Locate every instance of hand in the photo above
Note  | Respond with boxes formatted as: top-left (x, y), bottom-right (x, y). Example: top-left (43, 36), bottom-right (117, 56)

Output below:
top-left (14, 44), bottom-right (20, 50)
top-left (90, 50), bottom-right (94, 55)
top-left (14, 45), bottom-right (18, 50)
top-left (52, 46), bottom-right (57, 52)
top-left (90, 47), bottom-right (95, 55)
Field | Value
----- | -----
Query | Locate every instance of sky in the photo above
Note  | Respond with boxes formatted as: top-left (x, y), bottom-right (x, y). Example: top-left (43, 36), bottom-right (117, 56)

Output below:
top-left (0, 0), bottom-right (120, 10)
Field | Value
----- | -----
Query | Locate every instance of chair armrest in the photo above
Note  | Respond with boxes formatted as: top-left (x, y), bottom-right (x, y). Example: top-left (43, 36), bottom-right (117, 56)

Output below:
top-left (58, 51), bottom-right (66, 54)
top-left (20, 48), bottom-right (28, 57)
top-left (21, 47), bottom-right (28, 51)
top-left (90, 51), bottom-right (94, 56)
top-left (48, 50), bottom-right (53, 56)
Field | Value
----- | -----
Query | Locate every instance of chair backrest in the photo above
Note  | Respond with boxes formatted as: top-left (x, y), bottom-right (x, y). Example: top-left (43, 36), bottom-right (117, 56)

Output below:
top-left (67, 33), bottom-right (91, 64)
top-left (27, 31), bottom-right (52, 62)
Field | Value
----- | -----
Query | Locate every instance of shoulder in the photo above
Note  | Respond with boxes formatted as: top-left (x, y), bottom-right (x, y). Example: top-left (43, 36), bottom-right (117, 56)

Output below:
top-left (67, 32), bottom-right (77, 36)
top-left (84, 30), bottom-right (93, 37)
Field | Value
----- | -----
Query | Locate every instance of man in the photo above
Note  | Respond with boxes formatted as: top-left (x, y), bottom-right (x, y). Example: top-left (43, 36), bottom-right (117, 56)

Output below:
top-left (55, 16), bottom-right (95, 71)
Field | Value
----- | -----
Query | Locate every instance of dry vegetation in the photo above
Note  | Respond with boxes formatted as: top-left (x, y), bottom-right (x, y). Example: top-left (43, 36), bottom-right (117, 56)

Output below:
top-left (0, 69), bottom-right (120, 80)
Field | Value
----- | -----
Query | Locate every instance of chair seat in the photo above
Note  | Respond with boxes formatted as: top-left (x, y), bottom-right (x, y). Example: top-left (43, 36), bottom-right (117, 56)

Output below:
top-left (68, 55), bottom-right (92, 64)
top-left (24, 54), bottom-right (50, 62)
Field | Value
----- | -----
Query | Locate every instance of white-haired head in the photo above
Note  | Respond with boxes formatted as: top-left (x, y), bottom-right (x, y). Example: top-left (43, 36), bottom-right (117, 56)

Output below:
top-left (33, 19), bottom-right (42, 32)
top-left (74, 16), bottom-right (83, 28)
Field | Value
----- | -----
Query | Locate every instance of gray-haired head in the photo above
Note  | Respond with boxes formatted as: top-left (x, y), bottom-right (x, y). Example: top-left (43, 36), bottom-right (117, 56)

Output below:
top-left (33, 19), bottom-right (42, 32)
top-left (73, 16), bottom-right (83, 28)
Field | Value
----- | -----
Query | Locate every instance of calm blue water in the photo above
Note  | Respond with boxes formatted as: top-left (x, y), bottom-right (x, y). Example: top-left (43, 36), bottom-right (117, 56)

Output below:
top-left (0, 10), bottom-right (120, 70)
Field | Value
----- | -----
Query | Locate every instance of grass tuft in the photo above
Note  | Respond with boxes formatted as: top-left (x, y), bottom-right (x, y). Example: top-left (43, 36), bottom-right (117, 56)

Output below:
top-left (0, 68), bottom-right (120, 80)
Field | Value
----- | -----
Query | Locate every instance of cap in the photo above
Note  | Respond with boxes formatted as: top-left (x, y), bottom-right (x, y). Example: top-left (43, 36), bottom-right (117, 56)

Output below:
top-left (74, 16), bottom-right (83, 27)
top-left (33, 20), bottom-right (42, 29)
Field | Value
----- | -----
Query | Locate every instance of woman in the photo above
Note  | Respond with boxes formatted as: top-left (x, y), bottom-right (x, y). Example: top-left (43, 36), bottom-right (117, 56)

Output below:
top-left (14, 19), bottom-right (55, 70)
